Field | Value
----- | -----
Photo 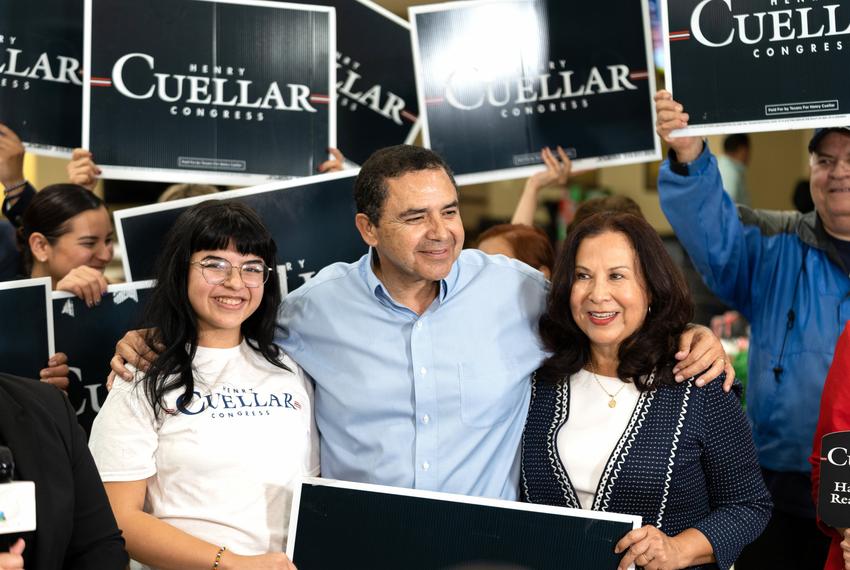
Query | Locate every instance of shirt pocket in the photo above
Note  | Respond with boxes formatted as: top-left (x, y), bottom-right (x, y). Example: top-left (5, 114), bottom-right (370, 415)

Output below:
top-left (458, 358), bottom-right (524, 428)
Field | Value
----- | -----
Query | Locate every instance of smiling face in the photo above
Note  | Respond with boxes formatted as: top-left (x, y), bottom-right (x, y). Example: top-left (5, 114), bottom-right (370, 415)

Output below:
top-left (569, 231), bottom-right (650, 363)
top-left (187, 245), bottom-right (265, 348)
top-left (32, 206), bottom-right (114, 283)
top-left (356, 167), bottom-right (464, 297)
top-left (810, 131), bottom-right (850, 239)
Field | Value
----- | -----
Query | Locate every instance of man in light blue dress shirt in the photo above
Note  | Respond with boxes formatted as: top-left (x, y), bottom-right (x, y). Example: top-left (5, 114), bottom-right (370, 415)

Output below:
top-left (111, 145), bottom-right (730, 501)
top-left (275, 145), bottom-right (729, 500)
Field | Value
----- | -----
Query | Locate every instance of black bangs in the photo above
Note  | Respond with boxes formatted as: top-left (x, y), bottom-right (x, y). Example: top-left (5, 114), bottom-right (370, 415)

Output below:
top-left (187, 201), bottom-right (277, 264)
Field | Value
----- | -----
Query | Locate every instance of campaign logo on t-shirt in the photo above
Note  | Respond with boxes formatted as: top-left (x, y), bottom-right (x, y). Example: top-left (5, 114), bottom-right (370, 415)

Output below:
top-left (171, 384), bottom-right (305, 419)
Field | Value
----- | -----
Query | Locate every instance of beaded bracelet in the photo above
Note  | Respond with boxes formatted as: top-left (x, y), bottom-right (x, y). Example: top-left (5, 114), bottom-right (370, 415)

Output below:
top-left (212, 546), bottom-right (227, 569)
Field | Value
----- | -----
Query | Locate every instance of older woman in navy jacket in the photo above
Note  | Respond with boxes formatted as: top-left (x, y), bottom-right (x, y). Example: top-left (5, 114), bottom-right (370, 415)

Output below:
top-left (522, 211), bottom-right (771, 570)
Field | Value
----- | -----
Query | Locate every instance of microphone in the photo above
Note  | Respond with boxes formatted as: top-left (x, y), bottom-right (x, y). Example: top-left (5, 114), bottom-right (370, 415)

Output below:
top-left (0, 446), bottom-right (36, 537)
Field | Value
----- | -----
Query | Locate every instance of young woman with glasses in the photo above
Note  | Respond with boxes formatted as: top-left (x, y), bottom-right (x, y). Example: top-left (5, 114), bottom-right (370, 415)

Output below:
top-left (89, 201), bottom-right (317, 570)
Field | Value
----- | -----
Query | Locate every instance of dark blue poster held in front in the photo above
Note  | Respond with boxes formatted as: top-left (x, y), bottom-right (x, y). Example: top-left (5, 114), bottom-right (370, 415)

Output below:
top-left (663, 0), bottom-right (850, 136)
top-left (410, 0), bottom-right (660, 185)
top-left (84, 0), bottom-right (335, 185)
top-left (295, 0), bottom-right (420, 166)
top-left (287, 478), bottom-right (641, 569)
top-left (53, 282), bottom-right (154, 435)
top-left (0, 0), bottom-right (82, 156)
top-left (0, 278), bottom-right (53, 381)
top-left (113, 171), bottom-right (368, 295)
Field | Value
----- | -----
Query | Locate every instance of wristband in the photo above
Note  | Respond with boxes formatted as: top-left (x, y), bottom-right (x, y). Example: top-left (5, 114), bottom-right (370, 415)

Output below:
top-left (212, 545), bottom-right (227, 569)
top-left (3, 180), bottom-right (27, 194)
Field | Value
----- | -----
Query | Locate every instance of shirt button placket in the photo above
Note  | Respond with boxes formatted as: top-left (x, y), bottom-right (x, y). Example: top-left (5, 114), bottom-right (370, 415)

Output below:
top-left (411, 316), bottom-right (437, 490)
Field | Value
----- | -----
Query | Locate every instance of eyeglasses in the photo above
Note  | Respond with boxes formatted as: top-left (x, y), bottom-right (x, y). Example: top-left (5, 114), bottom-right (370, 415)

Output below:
top-left (190, 259), bottom-right (270, 288)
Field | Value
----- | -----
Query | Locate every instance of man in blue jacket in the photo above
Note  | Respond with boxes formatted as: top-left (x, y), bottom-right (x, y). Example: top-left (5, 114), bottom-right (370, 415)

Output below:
top-left (655, 90), bottom-right (850, 568)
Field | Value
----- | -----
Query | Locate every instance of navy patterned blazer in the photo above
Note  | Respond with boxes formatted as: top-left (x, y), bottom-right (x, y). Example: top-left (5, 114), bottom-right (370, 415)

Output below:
top-left (521, 373), bottom-right (772, 570)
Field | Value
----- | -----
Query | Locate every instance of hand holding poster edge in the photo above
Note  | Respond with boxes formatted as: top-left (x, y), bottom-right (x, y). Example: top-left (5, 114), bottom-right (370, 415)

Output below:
top-left (408, 0), bottom-right (662, 186)
top-left (51, 279), bottom-right (157, 302)
top-left (81, 0), bottom-right (337, 185)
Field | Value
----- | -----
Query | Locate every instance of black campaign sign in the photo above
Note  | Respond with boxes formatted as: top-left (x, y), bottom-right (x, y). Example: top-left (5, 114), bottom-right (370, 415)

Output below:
top-left (115, 173), bottom-right (367, 295)
top-left (303, 0), bottom-right (419, 166)
top-left (334, 1), bottom-right (418, 165)
top-left (818, 431), bottom-right (850, 528)
top-left (54, 284), bottom-right (153, 436)
top-left (290, 481), bottom-right (637, 569)
top-left (411, 0), bottom-right (659, 184)
top-left (664, 0), bottom-right (850, 135)
top-left (85, 0), bottom-right (334, 184)
top-left (0, 279), bottom-right (52, 380)
top-left (0, 0), bottom-right (82, 155)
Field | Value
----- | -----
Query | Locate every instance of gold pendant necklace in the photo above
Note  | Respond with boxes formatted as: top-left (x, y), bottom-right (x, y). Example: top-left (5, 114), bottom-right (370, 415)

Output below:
top-left (589, 362), bottom-right (626, 408)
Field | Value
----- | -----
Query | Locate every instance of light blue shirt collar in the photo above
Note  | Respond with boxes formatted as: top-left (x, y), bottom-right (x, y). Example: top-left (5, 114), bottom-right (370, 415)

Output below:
top-left (360, 248), bottom-right (457, 310)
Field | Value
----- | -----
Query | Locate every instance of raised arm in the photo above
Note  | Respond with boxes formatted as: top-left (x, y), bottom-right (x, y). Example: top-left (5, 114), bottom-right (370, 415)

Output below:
top-left (0, 124), bottom-right (34, 228)
top-left (511, 146), bottom-right (571, 226)
top-left (655, 90), bottom-right (761, 316)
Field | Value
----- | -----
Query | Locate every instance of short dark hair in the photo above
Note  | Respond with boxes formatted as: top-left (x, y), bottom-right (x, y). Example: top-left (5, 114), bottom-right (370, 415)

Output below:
top-left (477, 223), bottom-right (554, 271)
top-left (723, 133), bottom-right (750, 154)
top-left (354, 145), bottom-right (457, 225)
top-left (18, 184), bottom-right (105, 274)
top-left (537, 211), bottom-right (694, 390)
top-left (142, 201), bottom-right (288, 416)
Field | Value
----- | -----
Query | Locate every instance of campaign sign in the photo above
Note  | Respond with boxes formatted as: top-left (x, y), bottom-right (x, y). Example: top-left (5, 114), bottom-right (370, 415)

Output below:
top-left (53, 282), bottom-right (154, 435)
top-left (301, 0), bottom-right (419, 166)
top-left (84, 0), bottom-right (335, 185)
top-left (410, 0), bottom-right (660, 185)
top-left (818, 431), bottom-right (850, 528)
top-left (288, 478), bottom-right (641, 569)
top-left (114, 170), bottom-right (367, 294)
top-left (0, 278), bottom-right (53, 380)
top-left (663, 0), bottom-right (850, 136)
top-left (0, 0), bottom-right (83, 156)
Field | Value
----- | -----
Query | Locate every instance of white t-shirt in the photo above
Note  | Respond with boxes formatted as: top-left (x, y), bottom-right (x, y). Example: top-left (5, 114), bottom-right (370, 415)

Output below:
top-left (556, 368), bottom-right (640, 509)
top-left (89, 340), bottom-right (319, 563)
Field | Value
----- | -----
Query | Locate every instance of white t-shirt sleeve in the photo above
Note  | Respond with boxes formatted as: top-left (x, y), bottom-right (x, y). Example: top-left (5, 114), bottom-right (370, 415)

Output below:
top-left (297, 365), bottom-right (320, 477)
top-left (89, 367), bottom-right (160, 482)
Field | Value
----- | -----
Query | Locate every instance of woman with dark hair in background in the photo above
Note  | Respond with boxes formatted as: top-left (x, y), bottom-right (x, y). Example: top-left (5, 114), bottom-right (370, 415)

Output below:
top-left (19, 183), bottom-right (113, 306)
top-left (522, 211), bottom-right (771, 569)
top-left (12, 184), bottom-right (115, 389)
top-left (89, 201), bottom-right (316, 570)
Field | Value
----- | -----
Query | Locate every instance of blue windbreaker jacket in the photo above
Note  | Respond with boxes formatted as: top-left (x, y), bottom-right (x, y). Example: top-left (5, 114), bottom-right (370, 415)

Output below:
top-left (659, 145), bottom-right (850, 474)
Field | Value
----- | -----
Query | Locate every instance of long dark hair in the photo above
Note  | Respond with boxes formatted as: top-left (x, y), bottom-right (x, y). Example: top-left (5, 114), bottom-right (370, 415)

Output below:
top-left (142, 201), bottom-right (289, 416)
top-left (537, 211), bottom-right (694, 390)
top-left (18, 184), bottom-right (105, 274)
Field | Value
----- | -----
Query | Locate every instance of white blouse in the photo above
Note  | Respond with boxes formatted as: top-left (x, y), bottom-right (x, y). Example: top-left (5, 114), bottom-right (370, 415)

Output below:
top-left (555, 368), bottom-right (641, 509)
